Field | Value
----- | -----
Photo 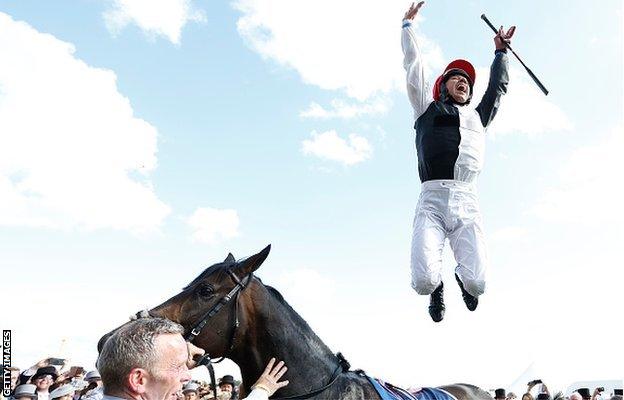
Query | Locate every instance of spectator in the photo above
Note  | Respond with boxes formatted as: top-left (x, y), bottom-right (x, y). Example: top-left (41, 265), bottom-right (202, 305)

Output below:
top-left (197, 382), bottom-right (213, 400)
top-left (11, 385), bottom-right (38, 400)
top-left (522, 380), bottom-right (542, 400)
top-left (182, 383), bottom-right (199, 400)
top-left (507, 392), bottom-right (517, 400)
top-left (570, 393), bottom-right (583, 400)
top-left (218, 376), bottom-right (237, 400)
top-left (31, 367), bottom-right (59, 400)
top-left (79, 371), bottom-right (103, 400)
top-left (84, 372), bottom-right (101, 388)
top-left (96, 318), bottom-right (288, 400)
top-left (495, 389), bottom-right (507, 399)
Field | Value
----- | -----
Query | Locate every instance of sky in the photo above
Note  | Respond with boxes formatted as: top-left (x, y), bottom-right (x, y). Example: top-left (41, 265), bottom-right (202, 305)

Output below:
top-left (1, 0), bottom-right (623, 396)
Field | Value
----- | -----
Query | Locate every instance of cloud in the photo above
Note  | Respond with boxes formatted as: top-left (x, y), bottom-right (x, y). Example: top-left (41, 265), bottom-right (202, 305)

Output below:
top-left (233, 1), bottom-right (444, 100)
top-left (300, 97), bottom-right (391, 119)
top-left (531, 127), bottom-right (623, 224)
top-left (103, 0), bottom-right (206, 44)
top-left (0, 12), bottom-right (170, 233)
top-left (270, 268), bottom-right (337, 324)
top-left (474, 66), bottom-right (572, 136)
top-left (233, 1), bottom-right (570, 139)
top-left (302, 130), bottom-right (372, 166)
top-left (187, 207), bottom-right (240, 244)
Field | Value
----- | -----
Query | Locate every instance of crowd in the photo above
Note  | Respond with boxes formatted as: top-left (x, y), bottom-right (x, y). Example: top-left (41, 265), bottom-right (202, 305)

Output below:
top-left (2, 318), bottom-right (286, 400)
top-left (2, 361), bottom-right (248, 400)
top-left (2, 319), bottom-right (620, 400)
top-left (2, 362), bottom-right (104, 400)
top-left (492, 381), bottom-right (623, 400)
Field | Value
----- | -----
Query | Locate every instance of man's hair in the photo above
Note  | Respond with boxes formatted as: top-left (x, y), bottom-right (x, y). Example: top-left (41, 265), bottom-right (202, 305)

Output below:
top-left (96, 318), bottom-right (184, 395)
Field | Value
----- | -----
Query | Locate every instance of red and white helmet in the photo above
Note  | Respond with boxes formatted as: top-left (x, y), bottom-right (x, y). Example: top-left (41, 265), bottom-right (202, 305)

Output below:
top-left (432, 59), bottom-right (476, 101)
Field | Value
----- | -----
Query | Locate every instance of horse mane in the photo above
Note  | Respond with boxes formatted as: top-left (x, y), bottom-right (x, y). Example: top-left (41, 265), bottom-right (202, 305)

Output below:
top-left (265, 285), bottom-right (287, 305)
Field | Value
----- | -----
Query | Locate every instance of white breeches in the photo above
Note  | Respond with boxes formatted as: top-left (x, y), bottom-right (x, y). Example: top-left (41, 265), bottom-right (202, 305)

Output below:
top-left (410, 180), bottom-right (488, 298)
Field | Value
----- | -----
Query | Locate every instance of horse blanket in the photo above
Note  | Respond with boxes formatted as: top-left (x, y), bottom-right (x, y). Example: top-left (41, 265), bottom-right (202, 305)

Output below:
top-left (366, 376), bottom-right (458, 400)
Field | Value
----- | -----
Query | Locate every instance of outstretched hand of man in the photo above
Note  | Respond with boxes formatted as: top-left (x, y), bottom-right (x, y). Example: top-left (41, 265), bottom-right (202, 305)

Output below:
top-left (494, 25), bottom-right (516, 50)
top-left (404, 1), bottom-right (425, 20)
top-left (251, 358), bottom-right (289, 397)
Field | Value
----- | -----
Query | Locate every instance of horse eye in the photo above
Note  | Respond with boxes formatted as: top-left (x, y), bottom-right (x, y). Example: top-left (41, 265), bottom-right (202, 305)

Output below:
top-left (196, 284), bottom-right (214, 298)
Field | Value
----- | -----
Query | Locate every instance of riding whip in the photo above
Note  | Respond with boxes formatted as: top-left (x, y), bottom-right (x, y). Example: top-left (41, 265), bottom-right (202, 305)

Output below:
top-left (481, 14), bottom-right (549, 95)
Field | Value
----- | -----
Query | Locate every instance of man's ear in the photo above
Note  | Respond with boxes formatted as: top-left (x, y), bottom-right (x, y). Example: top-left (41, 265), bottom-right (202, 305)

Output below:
top-left (127, 368), bottom-right (148, 394)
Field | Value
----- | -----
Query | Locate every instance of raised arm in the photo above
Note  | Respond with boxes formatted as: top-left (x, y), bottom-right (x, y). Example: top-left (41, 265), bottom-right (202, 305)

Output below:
top-left (402, 2), bottom-right (432, 120)
top-left (476, 25), bottom-right (515, 128)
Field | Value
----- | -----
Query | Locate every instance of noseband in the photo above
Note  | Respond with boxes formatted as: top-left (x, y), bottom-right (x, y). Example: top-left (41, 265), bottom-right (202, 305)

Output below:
top-left (131, 266), bottom-right (349, 400)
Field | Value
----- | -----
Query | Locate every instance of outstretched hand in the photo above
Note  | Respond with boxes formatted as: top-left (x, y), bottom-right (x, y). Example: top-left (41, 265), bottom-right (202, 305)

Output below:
top-left (252, 358), bottom-right (289, 397)
top-left (495, 25), bottom-right (516, 50)
top-left (404, 1), bottom-right (424, 21)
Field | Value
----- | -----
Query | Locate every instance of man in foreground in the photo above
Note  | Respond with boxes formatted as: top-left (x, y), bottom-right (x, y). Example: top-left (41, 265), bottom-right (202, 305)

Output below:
top-left (96, 318), bottom-right (288, 400)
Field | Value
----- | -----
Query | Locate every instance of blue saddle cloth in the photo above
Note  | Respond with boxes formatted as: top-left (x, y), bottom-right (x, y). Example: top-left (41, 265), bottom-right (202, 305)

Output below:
top-left (366, 376), bottom-right (457, 400)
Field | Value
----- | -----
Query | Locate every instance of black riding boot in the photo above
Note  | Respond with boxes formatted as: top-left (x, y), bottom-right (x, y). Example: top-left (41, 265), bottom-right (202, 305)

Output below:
top-left (428, 282), bottom-right (445, 322)
top-left (455, 273), bottom-right (478, 311)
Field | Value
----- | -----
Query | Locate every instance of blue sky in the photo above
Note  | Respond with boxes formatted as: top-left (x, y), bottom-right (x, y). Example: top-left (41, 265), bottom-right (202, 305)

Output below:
top-left (1, 0), bottom-right (622, 396)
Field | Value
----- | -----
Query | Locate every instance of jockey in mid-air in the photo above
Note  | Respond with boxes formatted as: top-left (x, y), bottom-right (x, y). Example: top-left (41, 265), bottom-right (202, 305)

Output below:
top-left (401, 1), bottom-right (515, 322)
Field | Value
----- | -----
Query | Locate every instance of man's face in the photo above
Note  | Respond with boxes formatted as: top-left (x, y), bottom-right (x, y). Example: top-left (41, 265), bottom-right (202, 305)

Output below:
top-left (184, 392), bottom-right (198, 400)
top-left (144, 334), bottom-right (192, 400)
top-left (219, 384), bottom-right (233, 393)
top-left (34, 375), bottom-right (53, 391)
top-left (445, 74), bottom-right (470, 104)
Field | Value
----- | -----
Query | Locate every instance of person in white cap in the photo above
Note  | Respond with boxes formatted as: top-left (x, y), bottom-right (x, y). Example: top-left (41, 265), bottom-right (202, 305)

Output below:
top-left (11, 385), bottom-right (39, 400)
top-left (182, 383), bottom-right (199, 400)
top-left (79, 371), bottom-right (103, 400)
top-left (401, 1), bottom-right (515, 322)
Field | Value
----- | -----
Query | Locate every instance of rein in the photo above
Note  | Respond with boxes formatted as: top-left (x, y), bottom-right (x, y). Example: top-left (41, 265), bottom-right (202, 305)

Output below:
top-left (132, 267), bottom-right (349, 400)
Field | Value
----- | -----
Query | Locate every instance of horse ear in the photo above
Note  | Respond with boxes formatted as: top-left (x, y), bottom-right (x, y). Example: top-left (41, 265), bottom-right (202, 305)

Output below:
top-left (224, 253), bottom-right (235, 263)
top-left (235, 245), bottom-right (271, 275)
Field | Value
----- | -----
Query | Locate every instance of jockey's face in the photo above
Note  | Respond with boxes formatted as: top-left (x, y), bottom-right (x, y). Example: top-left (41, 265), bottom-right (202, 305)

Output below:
top-left (445, 74), bottom-right (470, 104)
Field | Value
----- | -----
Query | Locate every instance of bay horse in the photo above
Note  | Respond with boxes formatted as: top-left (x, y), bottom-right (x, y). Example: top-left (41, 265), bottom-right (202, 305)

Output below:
top-left (98, 245), bottom-right (492, 400)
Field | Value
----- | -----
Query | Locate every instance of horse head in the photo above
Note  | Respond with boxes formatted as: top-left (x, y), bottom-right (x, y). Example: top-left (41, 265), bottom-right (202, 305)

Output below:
top-left (97, 245), bottom-right (271, 359)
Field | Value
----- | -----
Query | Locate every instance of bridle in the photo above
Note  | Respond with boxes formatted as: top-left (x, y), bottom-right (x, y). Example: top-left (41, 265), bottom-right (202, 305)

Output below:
top-left (186, 268), bottom-right (251, 400)
top-left (132, 266), bottom-right (349, 400)
top-left (186, 268), bottom-right (252, 357)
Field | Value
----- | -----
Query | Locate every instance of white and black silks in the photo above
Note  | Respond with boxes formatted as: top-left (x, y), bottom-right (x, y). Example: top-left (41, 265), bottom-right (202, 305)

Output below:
top-left (401, 19), bottom-right (509, 298)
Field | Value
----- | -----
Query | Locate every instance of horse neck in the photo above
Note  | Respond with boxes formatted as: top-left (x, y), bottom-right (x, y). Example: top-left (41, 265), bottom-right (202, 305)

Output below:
top-left (230, 283), bottom-right (339, 395)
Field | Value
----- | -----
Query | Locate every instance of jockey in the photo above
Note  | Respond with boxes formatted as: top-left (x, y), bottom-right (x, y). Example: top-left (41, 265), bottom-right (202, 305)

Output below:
top-left (401, 1), bottom-right (515, 322)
